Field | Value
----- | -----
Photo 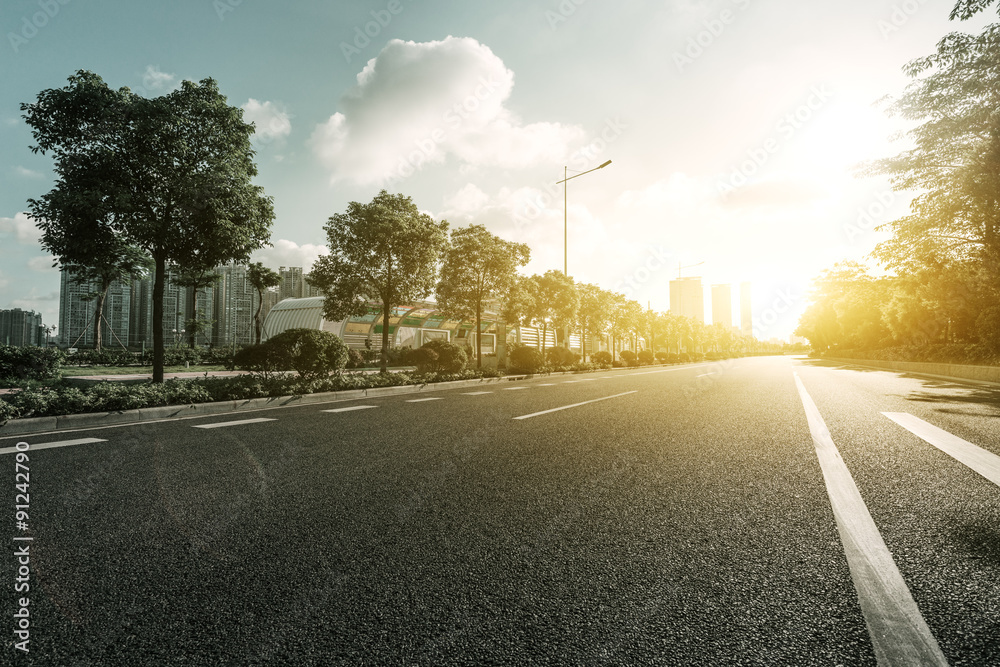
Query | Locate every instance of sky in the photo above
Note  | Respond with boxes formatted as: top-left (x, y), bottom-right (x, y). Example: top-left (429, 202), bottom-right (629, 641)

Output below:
top-left (0, 0), bottom-right (994, 341)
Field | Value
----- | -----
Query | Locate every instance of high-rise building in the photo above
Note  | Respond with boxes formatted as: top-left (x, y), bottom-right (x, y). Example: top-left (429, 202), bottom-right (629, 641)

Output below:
top-left (0, 309), bottom-right (43, 347)
top-left (740, 282), bottom-right (753, 337)
top-left (57, 269), bottom-right (132, 348)
top-left (278, 266), bottom-right (304, 300)
top-left (213, 264), bottom-right (259, 348)
top-left (711, 284), bottom-right (732, 330)
top-left (669, 277), bottom-right (704, 323)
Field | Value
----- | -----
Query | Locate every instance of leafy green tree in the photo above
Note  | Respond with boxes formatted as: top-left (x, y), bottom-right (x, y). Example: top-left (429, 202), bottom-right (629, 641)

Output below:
top-left (577, 283), bottom-right (613, 362)
top-left (528, 270), bottom-right (579, 352)
top-left (867, 25), bottom-right (1000, 282)
top-left (248, 262), bottom-right (281, 345)
top-left (309, 190), bottom-right (448, 373)
top-left (436, 224), bottom-right (529, 368)
top-left (950, 0), bottom-right (998, 20)
top-left (22, 71), bottom-right (274, 381)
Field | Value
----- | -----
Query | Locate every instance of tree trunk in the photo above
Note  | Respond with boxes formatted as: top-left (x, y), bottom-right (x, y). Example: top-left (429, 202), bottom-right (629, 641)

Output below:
top-left (188, 289), bottom-right (198, 349)
top-left (582, 328), bottom-right (587, 363)
top-left (475, 301), bottom-right (482, 369)
top-left (254, 288), bottom-right (264, 345)
top-left (380, 302), bottom-right (390, 373)
top-left (153, 252), bottom-right (166, 383)
top-left (541, 322), bottom-right (547, 355)
top-left (93, 282), bottom-right (109, 352)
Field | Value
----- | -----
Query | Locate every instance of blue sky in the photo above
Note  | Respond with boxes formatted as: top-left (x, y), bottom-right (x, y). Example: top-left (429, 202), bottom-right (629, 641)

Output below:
top-left (0, 0), bottom-right (992, 340)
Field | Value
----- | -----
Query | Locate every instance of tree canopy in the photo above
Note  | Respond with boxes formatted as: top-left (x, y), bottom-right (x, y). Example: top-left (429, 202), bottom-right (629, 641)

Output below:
top-left (22, 70), bottom-right (274, 380)
top-left (309, 190), bottom-right (448, 372)
top-left (436, 224), bottom-right (529, 368)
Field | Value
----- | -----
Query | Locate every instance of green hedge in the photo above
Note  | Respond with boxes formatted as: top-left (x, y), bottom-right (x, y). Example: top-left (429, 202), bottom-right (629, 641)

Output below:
top-left (0, 346), bottom-right (64, 385)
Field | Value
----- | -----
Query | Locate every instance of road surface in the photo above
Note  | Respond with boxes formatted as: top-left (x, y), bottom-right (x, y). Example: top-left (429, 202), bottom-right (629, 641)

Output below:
top-left (2, 356), bottom-right (998, 665)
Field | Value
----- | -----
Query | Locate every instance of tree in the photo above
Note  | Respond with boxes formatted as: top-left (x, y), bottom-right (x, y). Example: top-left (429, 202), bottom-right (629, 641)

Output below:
top-left (309, 190), bottom-right (448, 373)
top-left (436, 225), bottom-right (529, 368)
top-left (867, 26), bottom-right (1000, 282)
top-left (528, 270), bottom-right (579, 353)
top-left (577, 283), bottom-right (612, 362)
top-left (248, 262), bottom-right (281, 345)
top-left (22, 71), bottom-right (274, 381)
top-left (950, 0), bottom-right (999, 20)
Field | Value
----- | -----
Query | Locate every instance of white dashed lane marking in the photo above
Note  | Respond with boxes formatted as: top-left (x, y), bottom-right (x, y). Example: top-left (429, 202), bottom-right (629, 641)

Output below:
top-left (323, 405), bottom-right (379, 413)
top-left (884, 412), bottom-right (1000, 488)
top-left (0, 438), bottom-right (106, 455)
top-left (193, 418), bottom-right (277, 429)
top-left (405, 398), bottom-right (442, 403)
top-left (462, 392), bottom-right (493, 396)
top-left (513, 391), bottom-right (637, 421)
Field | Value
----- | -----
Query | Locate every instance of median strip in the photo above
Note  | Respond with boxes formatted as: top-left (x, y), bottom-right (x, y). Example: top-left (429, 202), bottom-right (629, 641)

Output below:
top-left (793, 373), bottom-right (946, 665)
top-left (0, 438), bottom-right (106, 455)
top-left (512, 391), bottom-right (637, 420)
top-left (192, 418), bottom-right (277, 429)
top-left (883, 412), bottom-right (1000, 488)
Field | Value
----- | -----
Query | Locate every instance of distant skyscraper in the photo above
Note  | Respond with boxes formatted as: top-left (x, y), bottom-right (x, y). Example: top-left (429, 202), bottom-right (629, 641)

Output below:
top-left (58, 269), bottom-right (131, 348)
top-left (278, 266), bottom-right (304, 300)
top-left (669, 277), bottom-right (704, 323)
top-left (711, 284), bottom-right (732, 330)
top-left (0, 309), bottom-right (43, 347)
top-left (740, 282), bottom-right (753, 337)
top-left (213, 264), bottom-right (258, 347)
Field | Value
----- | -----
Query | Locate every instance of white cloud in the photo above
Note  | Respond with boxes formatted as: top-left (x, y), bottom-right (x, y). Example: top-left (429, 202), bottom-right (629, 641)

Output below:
top-left (15, 166), bottom-right (43, 179)
top-left (0, 212), bottom-right (42, 245)
top-left (311, 36), bottom-right (585, 185)
top-left (141, 65), bottom-right (177, 92)
top-left (251, 240), bottom-right (328, 273)
top-left (241, 99), bottom-right (292, 144)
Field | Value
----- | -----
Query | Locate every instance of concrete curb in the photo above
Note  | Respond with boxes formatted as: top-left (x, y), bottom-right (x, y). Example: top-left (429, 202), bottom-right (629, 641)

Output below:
top-left (0, 360), bottom-right (713, 438)
top-left (822, 357), bottom-right (1000, 388)
top-left (0, 374), bottom-right (529, 437)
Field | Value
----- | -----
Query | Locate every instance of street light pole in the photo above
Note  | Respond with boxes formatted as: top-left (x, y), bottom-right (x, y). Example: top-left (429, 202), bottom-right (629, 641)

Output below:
top-left (557, 160), bottom-right (612, 351)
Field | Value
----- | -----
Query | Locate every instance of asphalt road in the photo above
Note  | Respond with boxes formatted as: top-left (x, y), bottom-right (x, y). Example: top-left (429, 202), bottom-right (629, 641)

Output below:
top-left (2, 356), bottom-right (999, 665)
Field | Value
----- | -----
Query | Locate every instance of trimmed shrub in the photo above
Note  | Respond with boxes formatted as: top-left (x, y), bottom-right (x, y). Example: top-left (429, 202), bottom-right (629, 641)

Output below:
top-left (976, 306), bottom-right (1000, 353)
top-left (637, 349), bottom-right (655, 365)
top-left (545, 346), bottom-right (579, 368)
top-left (0, 346), bottom-right (64, 385)
top-left (409, 347), bottom-right (439, 373)
top-left (265, 329), bottom-right (349, 380)
top-left (655, 351), bottom-right (670, 363)
top-left (419, 340), bottom-right (467, 373)
top-left (346, 348), bottom-right (365, 369)
top-left (619, 350), bottom-right (639, 367)
top-left (591, 351), bottom-right (613, 367)
top-left (509, 345), bottom-right (544, 374)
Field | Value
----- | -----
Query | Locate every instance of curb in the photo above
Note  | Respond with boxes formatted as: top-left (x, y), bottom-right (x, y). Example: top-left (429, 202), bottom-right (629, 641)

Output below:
top-left (820, 357), bottom-right (1000, 388)
top-left (0, 360), bottom-right (716, 438)
top-left (0, 374), bottom-right (529, 438)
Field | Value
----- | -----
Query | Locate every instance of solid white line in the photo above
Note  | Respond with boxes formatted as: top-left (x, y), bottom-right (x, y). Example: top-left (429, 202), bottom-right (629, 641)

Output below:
top-left (322, 405), bottom-right (379, 413)
top-left (503, 387), bottom-right (528, 391)
top-left (883, 412), bottom-right (1000, 488)
top-left (405, 398), bottom-right (442, 403)
top-left (513, 391), bottom-right (637, 420)
top-left (462, 392), bottom-right (493, 396)
top-left (0, 438), bottom-right (106, 455)
top-left (192, 418), bottom-right (276, 429)
top-left (793, 373), bottom-right (946, 665)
